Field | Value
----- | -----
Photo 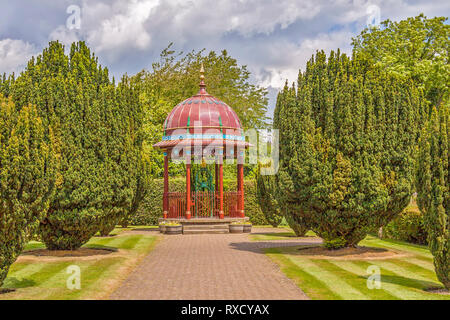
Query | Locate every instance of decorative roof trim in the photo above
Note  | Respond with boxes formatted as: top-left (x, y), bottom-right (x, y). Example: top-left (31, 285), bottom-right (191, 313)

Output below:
top-left (162, 134), bottom-right (245, 141)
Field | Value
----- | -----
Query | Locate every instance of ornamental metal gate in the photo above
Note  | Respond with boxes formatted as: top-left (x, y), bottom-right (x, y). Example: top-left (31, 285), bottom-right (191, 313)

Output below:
top-left (191, 163), bottom-right (215, 218)
top-left (166, 163), bottom-right (242, 219)
top-left (167, 191), bottom-right (242, 218)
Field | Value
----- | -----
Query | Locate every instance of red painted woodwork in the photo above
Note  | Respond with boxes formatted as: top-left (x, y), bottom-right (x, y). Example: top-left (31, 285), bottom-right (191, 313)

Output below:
top-left (163, 154), bottom-right (169, 219)
top-left (167, 191), bottom-right (242, 218)
top-left (219, 162), bottom-right (224, 219)
top-left (168, 192), bottom-right (186, 218)
top-left (215, 163), bottom-right (219, 216)
top-left (224, 191), bottom-right (241, 217)
top-left (186, 163), bottom-right (191, 219)
top-left (237, 163), bottom-right (245, 217)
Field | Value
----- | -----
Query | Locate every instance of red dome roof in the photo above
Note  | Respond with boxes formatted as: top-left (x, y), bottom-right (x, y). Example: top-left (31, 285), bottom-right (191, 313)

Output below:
top-left (163, 93), bottom-right (242, 131)
top-left (154, 70), bottom-right (248, 150)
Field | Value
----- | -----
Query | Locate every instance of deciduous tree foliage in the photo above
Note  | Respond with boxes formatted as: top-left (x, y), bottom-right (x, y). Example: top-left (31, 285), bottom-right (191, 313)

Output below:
top-left (10, 41), bottom-right (147, 249)
top-left (352, 14), bottom-right (449, 111)
top-left (0, 96), bottom-right (54, 286)
top-left (416, 104), bottom-right (449, 289)
top-left (274, 51), bottom-right (421, 248)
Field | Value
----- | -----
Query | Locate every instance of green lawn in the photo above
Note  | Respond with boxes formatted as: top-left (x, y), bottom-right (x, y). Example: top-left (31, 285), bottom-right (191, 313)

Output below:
top-left (0, 227), bottom-right (158, 300)
top-left (266, 235), bottom-right (449, 300)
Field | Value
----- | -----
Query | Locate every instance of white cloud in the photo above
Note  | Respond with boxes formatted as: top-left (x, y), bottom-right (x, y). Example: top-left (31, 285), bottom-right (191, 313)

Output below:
top-left (49, 26), bottom-right (80, 48)
top-left (54, 0), bottom-right (446, 87)
top-left (238, 31), bottom-right (353, 89)
top-left (85, 0), bottom-right (158, 54)
top-left (1, 0), bottom-right (448, 117)
top-left (0, 39), bottom-right (37, 75)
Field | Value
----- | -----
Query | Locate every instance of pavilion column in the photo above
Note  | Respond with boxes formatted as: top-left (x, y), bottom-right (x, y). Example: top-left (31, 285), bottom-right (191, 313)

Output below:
top-left (163, 152), bottom-right (169, 219)
top-left (215, 163), bottom-right (219, 216)
top-left (219, 152), bottom-right (224, 219)
top-left (237, 148), bottom-right (245, 218)
top-left (185, 151), bottom-right (191, 220)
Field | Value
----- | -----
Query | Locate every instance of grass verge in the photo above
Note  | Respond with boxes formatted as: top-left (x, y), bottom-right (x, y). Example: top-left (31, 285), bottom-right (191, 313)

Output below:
top-left (0, 227), bottom-right (159, 300)
top-left (265, 234), bottom-right (449, 300)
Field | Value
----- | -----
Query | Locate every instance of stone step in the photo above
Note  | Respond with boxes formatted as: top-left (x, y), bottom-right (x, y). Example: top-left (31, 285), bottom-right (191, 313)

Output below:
top-left (183, 224), bottom-right (229, 230)
top-left (182, 221), bottom-right (230, 226)
top-left (183, 229), bottom-right (229, 235)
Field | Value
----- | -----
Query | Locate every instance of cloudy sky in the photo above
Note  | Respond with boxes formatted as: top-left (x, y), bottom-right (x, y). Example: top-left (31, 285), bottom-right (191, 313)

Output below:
top-left (0, 0), bottom-right (448, 118)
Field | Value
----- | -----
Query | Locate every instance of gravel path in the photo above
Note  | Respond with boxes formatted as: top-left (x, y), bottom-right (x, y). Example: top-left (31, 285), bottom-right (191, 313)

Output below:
top-left (110, 228), bottom-right (319, 300)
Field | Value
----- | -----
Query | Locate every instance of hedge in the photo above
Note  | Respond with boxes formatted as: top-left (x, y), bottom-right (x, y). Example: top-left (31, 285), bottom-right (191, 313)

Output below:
top-left (130, 178), bottom-right (267, 225)
top-left (384, 209), bottom-right (428, 245)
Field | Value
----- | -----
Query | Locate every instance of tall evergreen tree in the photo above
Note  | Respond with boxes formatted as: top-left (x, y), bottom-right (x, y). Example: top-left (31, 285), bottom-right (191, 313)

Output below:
top-left (256, 167), bottom-right (282, 227)
top-left (10, 41), bottom-right (142, 249)
top-left (273, 80), bottom-right (314, 239)
top-left (0, 96), bottom-right (54, 286)
top-left (97, 75), bottom-right (150, 236)
top-left (416, 104), bottom-right (449, 289)
top-left (284, 212), bottom-right (309, 237)
top-left (0, 73), bottom-right (15, 97)
top-left (275, 51), bottom-right (421, 248)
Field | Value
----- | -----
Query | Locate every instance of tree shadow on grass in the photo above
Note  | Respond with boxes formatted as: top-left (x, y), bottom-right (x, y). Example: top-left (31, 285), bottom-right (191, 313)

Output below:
top-left (357, 274), bottom-right (438, 291)
top-left (83, 244), bottom-right (119, 252)
top-left (95, 234), bottom-right (118, 238)
top-left (22, 246), bottom-right (118, 257)
top-left (229, 241), bottom-right (322, 254)
top-left (251, 232), bottom-right (305, 238)
top-left (123, 227), bottom-right (160, 235)
top-left (0, 288), bottom-right (16, 294)
top-left (2, 277), bottom-right (36, 289)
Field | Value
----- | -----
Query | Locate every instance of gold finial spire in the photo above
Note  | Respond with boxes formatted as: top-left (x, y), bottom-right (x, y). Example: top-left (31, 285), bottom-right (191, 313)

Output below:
top-left (200, 63), bottom-right (205, 80)
top-left (198, 62), bottom-right (207, 94)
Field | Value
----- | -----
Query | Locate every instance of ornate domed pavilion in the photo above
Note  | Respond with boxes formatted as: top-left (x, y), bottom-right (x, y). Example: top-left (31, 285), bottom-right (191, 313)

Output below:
top-left (153, 65), bottom-right (249, 228)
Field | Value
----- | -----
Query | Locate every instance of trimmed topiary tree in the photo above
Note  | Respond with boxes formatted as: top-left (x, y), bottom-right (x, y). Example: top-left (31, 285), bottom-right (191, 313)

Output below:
top-left (272, 83), bottom-right (312, 237)
top-left (98, 217), bottom-right (119, 237)
top-left (416, 105), bottom-right (449, 290)
top-left (274, 51), bottom-right (420, 249)
top-left (11, 41), bottom-right (142, 249)
top-left (384, 208), bottom-right (428, 245)
top-left (256, 168), bottom-right (282, 227)
top-left (284, 208), bottom-right (309, 237)
top-left (0, 96), bottom-right (54, 286)
top-left (96, 75), bottom-right (150, 236)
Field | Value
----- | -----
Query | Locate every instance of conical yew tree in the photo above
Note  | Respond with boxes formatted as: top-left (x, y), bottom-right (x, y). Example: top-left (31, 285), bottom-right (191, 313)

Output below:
top-left (256, 167), bottom-right (282, 227)
top-left (416, 104), bottom-right (449, 289)
top-left (273, 80), bottom-right (313, 238)
top-left (97, 75), bottom-right (150, 236)
top-left (274, 51), bottom-right (421, 248)
top-left (10, 41), bottom-right (144, 249)
top-left (0, 96), bottom-right (54, 286)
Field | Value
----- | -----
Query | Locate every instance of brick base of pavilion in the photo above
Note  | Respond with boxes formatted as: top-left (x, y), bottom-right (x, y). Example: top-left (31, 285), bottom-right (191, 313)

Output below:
top-left (159, 217), bottom-right (250, 234)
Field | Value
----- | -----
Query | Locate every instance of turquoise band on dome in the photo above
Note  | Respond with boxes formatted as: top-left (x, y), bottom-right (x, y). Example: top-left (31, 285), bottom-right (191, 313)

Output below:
top-left (162, 134), bottom-right (245, 141)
